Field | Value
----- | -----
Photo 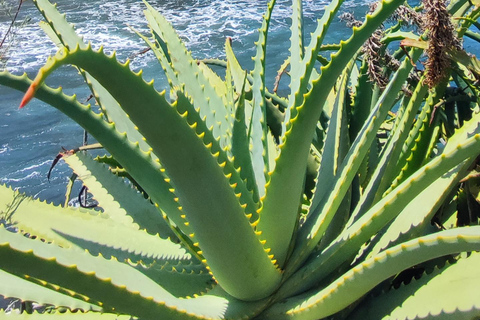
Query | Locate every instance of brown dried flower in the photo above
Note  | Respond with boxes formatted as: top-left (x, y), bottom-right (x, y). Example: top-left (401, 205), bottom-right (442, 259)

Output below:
top-left (364, 30), bottom-right (390, 88)
top-left (362, 29), bottom-right (401, 89)
top-left (338, 12), bottom-right (363, 28)
top-left (391, 5), bottom-right (424, 29)
top-left (423, 0), bottom-right (462, 88)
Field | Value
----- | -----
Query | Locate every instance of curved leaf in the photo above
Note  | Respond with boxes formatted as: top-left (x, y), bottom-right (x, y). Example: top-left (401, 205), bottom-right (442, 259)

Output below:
top-left (231, 72), bottom-right (260, 206)
top-left (289, 46), bottom-right (420, 274)
top-left (350, 252), bottom-right (480, 320)
top-left (249, 0), bottom-right (276, 198)
top-left (0, 311), bottom-right (134, 319)
top-left (143, 0), bottom-right (232, 151)
top-left (0, 185), bottom-right (191, 264)
top-left (348, 73), bottom-right (428, 224)
top-left (0, 228), bottom-right (273, 319)
top-left (363, 112), bottom-right (480, 258)
top-left (282, 0), bottom-right (346, 138)
top-left (0, 227), bottom-right (238, 319)
top-left (0, 70), bottom-right (192, 250)
top-left (33, 0), bottom-right (152, 155)
top-left (258, 0), bottom-right (406, 270)
top-left (280, 129), bottom-right (480, 297)
top-left (0, 269), bottom-right (100, 312)
top-left (20, 45), bottom-right (280, 301)
top-left (262, 227), bottom-right (480, 320)
top-left (132, 259), bottom-right (214, 298)
top-left (62, 152), bottom-right (176, 239)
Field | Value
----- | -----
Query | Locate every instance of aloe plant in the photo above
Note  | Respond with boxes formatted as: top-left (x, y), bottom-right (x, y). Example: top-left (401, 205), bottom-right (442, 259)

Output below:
top-left (1, 0), bottom-right (480, 318)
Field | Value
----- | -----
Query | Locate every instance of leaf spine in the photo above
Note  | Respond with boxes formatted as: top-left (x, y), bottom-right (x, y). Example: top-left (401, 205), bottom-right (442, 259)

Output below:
top-left (189, 122), bottom-right (198, 130)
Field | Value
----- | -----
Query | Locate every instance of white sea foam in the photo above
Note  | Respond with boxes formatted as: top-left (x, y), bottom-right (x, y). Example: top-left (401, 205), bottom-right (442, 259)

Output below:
top-left (1, 171), bottom-right (41, 183)
top-left (2, 0), bottom-right (370, 72)
top-left (17, 159), bottom-right (52, 173)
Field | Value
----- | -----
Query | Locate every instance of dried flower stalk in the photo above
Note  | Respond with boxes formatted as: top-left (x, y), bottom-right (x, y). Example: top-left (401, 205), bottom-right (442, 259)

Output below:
top-left (423, 0), bottom-right (462, 88)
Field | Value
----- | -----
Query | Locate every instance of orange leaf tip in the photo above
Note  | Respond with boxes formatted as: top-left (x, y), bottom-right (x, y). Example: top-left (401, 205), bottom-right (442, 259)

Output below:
top-left (19, 82), bottom-right (37, 109)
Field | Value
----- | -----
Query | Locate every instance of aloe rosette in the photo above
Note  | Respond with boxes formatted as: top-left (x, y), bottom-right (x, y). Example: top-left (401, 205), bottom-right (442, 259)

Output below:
top-left (1, 0), bottom-right (480, 318)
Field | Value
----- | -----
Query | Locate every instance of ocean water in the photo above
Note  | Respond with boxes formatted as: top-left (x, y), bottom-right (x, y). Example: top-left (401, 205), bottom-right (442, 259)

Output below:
top-left (0, 0), bottom-right (371, 204)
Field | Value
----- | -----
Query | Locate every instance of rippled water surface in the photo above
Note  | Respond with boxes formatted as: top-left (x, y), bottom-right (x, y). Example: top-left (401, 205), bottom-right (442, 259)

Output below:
top-left (0, 0), bottom-right (371, 204)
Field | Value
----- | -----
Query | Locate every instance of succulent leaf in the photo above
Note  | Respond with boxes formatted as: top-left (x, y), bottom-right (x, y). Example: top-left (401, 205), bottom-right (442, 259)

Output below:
top-left (32, 0), bottom-right (153, 155)
top-left (280, 127), bottom-right (480, 296)
top-left (289, 44), bottom-right (420, 272)
top-left (350, 252), bottom-right (480, 320)
top-left (142, 0), bottom-right (232, 151)
top-left (0, 185), bottom-right (190, 264)
top-left (132, 24), bottom-right (179, 91)
top-left (231, 72), bottom-right (260, 205)
top-left (21, 43), bottom-right (280, 301)
top-left (3, 0), bottom-right (480, 318)
top-left (262, 227), bottom-right (480, 320)
top-left (0, 70), bottom-right (193, 249)
top-left (348, 73), bottom-right (429, 225)
top-left (0, 227), bottom-right (242, 319)
top-left (62, 152), bottom-right (176, 238)
top-left (249, 0), bottom-right (276, 198)
top-left (362, 111), bottom-right (480, 258)
top-left (282, 0), bottom-right (346, 139)
top-left (310, 63), bottom-right (352, 248)
top-left (0, 311), bottom-right (134, 319)
top-left (392, 84), bottom-right (445, 189)
top-left (132, 260), bottom-right (214, 298)
top-left (0, 269), bottom-right (100, 312)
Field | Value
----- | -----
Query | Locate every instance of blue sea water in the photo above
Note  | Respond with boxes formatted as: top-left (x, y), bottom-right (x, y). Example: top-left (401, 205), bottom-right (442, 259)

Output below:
top-left (0, 0), bottom-right (371, 205)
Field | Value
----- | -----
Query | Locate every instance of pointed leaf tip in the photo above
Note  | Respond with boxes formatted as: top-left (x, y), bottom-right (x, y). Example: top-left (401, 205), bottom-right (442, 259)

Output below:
top-left (19, 82), bottom-right (37, 109)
